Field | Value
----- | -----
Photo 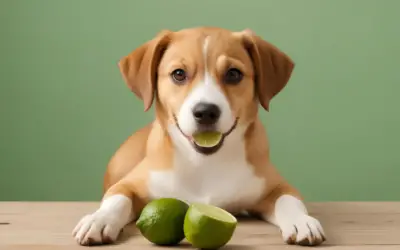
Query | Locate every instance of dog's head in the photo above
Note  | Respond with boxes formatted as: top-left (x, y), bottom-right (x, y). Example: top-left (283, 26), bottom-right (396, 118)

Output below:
top-left (119, 27), bottom-right (294, 155)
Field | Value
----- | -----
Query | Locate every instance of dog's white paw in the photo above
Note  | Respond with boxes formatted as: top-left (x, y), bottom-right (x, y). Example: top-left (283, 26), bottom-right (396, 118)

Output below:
top-left (72, 195), bottom-right (133, 246)
top-left (72, 209), bottom-right (123, 246)
top-left (279, 214), bottom-right (326, 246)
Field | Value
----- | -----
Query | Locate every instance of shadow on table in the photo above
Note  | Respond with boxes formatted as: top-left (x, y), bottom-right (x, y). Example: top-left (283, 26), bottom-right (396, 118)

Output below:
top-left (115, 215), bottom-right (262, 247)
top-left (113, 214), bottom-right (335, 249)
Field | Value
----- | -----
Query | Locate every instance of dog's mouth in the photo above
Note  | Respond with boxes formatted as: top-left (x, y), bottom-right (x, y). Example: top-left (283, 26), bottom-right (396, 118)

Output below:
top-left (173, 115), bottom-right (238, 155)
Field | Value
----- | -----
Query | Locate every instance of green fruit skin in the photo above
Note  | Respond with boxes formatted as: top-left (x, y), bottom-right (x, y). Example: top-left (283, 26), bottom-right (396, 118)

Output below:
top-left (184, 205), bottom-right (237, 249)
top-left (136, 198), bottom-right (189, 246)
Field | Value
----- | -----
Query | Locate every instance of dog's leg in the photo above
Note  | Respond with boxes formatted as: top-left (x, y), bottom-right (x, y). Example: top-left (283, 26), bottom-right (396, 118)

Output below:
top-left (252, 184), bottom-right (326, 246)
top-left (72, 167), bottom-right (147, 246)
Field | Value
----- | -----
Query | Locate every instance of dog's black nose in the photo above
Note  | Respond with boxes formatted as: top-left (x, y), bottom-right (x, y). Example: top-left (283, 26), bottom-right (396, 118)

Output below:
top-left (192, 102), bottom-right (221, 125)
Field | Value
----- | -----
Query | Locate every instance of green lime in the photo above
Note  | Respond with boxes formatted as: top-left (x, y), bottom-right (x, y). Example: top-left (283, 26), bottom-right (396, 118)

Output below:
top-left (192, 131), bottom-right (223, 147)
top-left (184, 203), bottom-right (238, 249)
top-left (136, 198), bottom-right (189, 246)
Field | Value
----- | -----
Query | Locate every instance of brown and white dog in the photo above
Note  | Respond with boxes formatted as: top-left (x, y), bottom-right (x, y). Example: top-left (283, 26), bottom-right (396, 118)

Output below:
top-left (72, 27), bottom-right (326, 246)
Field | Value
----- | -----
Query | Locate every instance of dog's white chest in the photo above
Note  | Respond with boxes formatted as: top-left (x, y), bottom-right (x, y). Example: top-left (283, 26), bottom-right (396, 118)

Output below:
top-left (148, 138), bottom-right (265, 210)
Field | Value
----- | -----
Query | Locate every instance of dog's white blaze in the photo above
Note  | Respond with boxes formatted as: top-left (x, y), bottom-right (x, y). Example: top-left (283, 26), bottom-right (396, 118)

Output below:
top-left (148, 36), bottom-right (265, 212)
top-left (264, 195), bottom-right (326, 243)
top-left (176, 36), bottom-right (234, 136)
top-left (203, 36), bottom-right (210, 72)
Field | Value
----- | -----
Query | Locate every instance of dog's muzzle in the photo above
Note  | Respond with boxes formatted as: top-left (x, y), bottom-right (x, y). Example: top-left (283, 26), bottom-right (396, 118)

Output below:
top-left (173, 103), bottom-right (238, 155)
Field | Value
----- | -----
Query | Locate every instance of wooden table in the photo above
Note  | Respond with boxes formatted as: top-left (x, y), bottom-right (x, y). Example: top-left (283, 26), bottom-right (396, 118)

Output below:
top-left (0, 202), bottom-right (399, 249)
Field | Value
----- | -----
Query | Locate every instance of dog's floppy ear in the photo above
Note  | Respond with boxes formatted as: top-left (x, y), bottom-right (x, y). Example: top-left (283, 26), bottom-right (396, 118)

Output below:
top-left (118, 30), bottom-right (172, 111)
top-left (237, 29), bottom-right (295, 111)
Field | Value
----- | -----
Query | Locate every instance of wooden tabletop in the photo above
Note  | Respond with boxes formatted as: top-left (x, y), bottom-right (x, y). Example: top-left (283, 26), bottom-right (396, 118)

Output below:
top-left (0, 202), bottom-right (399, 250)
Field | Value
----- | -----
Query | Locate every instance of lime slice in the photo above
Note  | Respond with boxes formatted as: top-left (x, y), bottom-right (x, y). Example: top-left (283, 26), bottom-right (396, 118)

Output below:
top-left (136, 198), bottom-right (189, 246)
top-left (192, 132), bottom-right (223, 148)
top-left (184, 203), bottom-right (237, 249)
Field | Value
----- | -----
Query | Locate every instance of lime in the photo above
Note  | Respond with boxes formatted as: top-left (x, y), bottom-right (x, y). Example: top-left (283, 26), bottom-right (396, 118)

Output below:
top-left (136, 198), bottom-right (189, 246)
top-left (192, 131), bottom-right (223, 147)
top-left (184, 203), bottom-right (238, 249)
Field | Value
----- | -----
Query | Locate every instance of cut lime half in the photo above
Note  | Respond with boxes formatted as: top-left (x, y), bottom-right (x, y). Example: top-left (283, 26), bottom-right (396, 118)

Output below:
top-left (184, 203), bottom-right (237, 249)
top-left (192, 131), bottom-right (223, 148)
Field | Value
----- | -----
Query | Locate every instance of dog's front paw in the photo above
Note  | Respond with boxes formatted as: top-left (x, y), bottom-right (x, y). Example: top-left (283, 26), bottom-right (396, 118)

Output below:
top-left (72, 209), bottom-right (123, 246)
top-left (279, 214), bottom-right (326, 246)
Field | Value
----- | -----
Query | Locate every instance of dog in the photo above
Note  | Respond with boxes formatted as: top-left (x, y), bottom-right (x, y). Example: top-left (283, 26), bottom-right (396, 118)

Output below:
top-left (72, 26), bottom-right (326, 246)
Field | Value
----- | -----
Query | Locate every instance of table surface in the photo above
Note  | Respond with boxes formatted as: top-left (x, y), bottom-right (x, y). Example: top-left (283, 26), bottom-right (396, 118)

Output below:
top-left (0, 202), bottom-right (399, 250)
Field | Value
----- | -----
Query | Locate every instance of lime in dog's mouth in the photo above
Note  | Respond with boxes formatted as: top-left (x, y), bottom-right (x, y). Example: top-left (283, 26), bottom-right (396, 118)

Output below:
top-left (172, 115), bottom-right (238, 155)
top-left (192, 131), bottom-right (223, 148)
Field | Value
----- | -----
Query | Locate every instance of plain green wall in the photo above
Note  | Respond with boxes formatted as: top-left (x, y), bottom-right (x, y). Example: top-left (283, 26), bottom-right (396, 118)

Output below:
top-left (1, 0), bottom-right (399, 201)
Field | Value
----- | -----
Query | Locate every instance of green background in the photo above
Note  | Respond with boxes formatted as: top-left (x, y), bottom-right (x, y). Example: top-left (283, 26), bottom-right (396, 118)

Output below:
top-left (1, 0), bottom-right (399, 201)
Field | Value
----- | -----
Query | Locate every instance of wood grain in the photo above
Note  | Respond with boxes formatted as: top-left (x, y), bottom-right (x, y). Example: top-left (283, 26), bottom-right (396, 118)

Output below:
top-left (0, 202), bottom-right (399, 249)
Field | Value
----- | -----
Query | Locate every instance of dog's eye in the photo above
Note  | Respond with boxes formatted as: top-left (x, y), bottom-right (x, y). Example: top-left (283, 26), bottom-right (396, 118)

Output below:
top-left (171, 69), bottom-right (187, 84)
top-left (224, 68), bottom-right (243, 85)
